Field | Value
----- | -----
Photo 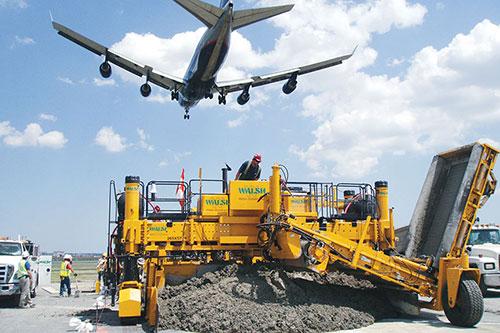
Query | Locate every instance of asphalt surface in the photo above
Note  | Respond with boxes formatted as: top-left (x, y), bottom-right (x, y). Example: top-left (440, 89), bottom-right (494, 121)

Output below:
top-left (0, 282), bottom-right (499, 332)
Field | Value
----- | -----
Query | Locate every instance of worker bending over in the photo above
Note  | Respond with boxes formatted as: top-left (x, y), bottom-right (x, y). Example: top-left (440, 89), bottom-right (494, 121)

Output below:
top-left (60, 254), bottom-right (77, 297)
top-left (235, 154), bottom-right (262, 180)
top-left (17, 251), bottom-right (34, 308)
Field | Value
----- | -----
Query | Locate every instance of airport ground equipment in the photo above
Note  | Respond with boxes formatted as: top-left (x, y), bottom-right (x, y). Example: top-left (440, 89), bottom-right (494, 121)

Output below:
top-left (103, 143), bottom-right (497, 327)
top-left (466, 223), bottom-right (500, 295)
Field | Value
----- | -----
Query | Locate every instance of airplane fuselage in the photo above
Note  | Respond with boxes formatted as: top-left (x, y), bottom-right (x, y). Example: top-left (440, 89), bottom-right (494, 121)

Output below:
top-left (179, 1), bottom-right (233, 109)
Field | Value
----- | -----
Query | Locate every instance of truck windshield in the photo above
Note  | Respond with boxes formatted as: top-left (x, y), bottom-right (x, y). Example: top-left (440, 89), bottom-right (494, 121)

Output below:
top-left (468, 229), bottom-right (500, 245)
top-left (0, 242), bottom-right (23, 255)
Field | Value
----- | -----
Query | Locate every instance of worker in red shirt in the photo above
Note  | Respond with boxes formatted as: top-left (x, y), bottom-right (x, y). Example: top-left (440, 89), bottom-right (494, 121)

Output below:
top-left (60, 254), bottom-right (77, 297)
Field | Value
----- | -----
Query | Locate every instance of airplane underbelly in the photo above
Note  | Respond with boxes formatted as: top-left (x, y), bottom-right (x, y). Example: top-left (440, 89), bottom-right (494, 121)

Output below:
top-left (197, 40), bottom-right (229, 80)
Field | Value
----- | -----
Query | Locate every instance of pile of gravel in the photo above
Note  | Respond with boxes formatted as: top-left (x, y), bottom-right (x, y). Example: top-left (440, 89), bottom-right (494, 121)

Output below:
top-left (157, 263), bottom-right (396, 332)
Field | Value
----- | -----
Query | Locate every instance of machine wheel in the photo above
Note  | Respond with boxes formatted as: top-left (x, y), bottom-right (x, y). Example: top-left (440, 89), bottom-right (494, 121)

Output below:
top-left (119, 316), bottom-right (139, 325)
top-left (30, 287), bottom-right (37, 298)
top-left (12, 294), bottom-right (21, 307)
top-left (442, 277), bottom-right (483, 327)
top-left (479, 277), bottom-right (488, 297)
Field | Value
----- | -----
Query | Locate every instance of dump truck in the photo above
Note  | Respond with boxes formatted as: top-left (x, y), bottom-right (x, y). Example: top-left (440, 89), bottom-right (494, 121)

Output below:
top-left (466, 223), bottom-right (500, 295)
top-left (102, 142), bottom-right (497, 327)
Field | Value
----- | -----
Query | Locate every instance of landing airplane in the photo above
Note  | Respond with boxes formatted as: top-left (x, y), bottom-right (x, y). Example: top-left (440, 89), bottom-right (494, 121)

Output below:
top-left (52, 0), bottom-right (355, 119)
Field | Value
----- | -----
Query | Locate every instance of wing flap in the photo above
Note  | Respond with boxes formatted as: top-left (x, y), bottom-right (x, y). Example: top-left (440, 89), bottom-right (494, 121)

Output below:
top-left (149, 70), bottom-right (185, 91)
top-left (232, 4), bottom-right (294, 31)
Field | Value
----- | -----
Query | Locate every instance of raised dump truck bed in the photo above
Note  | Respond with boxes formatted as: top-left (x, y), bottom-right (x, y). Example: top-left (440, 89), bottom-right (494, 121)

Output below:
top-left (405, 143), bottom-right (496, 266)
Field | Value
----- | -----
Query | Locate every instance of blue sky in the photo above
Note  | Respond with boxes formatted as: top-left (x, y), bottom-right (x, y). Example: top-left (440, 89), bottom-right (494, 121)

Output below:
top-left (1, 0), bottom-right (500, 253)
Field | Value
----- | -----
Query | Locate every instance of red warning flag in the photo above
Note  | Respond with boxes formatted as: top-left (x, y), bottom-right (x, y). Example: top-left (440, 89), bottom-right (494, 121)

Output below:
top-left (176, 168), bottom-right (185, 207)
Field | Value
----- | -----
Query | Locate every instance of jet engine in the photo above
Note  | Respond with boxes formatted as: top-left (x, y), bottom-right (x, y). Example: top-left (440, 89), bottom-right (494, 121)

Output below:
top-left (237, 85), bottom-right (251, 105)
top-left (282, 73), bottom-right (298, 94)
top-left (237, 92), bottom-right (250, 105)
top-left (99, 62), bottom-right (112, 78)
top-left (140, 83), bottom-right (152, 97)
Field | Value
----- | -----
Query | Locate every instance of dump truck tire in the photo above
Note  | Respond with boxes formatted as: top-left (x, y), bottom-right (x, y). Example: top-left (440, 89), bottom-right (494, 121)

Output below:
top-left (479, 277), bottom-right (488, 297)
top-left (443, 277), bottom-right (484, 327)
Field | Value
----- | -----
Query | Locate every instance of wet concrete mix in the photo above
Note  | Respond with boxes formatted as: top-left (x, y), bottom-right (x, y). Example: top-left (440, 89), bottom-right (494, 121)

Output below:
top-left (157, 263), bottom-right (396, 332)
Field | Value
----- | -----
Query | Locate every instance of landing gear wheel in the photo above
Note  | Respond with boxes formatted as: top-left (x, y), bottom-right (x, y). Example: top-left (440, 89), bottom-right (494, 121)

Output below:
top-left (171, 91), bottom-right (179, 101)
top-left (218, 95), bottom-right (226, 105)
top-left (184, 110), bottom-right (190, 120)
top-left (442, 277), bottom-right (484, 327)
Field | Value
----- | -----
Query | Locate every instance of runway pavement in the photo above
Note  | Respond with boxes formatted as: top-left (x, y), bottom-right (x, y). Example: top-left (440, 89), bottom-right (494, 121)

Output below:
top-left (1, 282), bottom-right (499, 332)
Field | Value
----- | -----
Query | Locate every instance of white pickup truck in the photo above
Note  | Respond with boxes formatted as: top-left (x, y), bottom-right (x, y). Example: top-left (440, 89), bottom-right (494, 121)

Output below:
top-left (0, 238), bottom-right (39, 305)
top-left (466, 224), bottom-right (500, 296)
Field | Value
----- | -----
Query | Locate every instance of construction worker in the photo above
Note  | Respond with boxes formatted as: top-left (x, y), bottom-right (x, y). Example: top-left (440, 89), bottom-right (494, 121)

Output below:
top-left (60, 254), bottom-right (77, 297)
top-left (17, 251), bottom-right (34, 308)
top-left (235, 154), bottom-right (262, 180)
top-left (97, 253), bottom-right (107, 283)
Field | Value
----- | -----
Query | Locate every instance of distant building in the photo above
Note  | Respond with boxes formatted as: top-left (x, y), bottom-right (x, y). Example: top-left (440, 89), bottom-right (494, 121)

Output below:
top-left (52, 251), bottom-right (65, 258)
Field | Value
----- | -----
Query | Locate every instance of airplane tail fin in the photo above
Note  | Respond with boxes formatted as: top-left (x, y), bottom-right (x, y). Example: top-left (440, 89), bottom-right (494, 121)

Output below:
top-left (175, 0), bottom-right (293, 30)
top-left (174, 0), bottom-right (224, 28)
top-left (232, 4), bottom-right (294, 31)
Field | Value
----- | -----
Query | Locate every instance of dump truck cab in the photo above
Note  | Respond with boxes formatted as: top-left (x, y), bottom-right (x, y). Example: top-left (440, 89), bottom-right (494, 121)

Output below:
top-left (0, 238), bottom-right (39, 304)
top-left (467, 223), bottom-right (500, 295)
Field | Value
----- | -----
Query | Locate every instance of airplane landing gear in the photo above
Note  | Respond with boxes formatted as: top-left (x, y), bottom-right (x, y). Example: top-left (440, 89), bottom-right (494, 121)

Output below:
top-left (205, 92), bottom-right (213, 99)
top-left (184, 110), bottom-right (190, 120)
top-left (218, 95), bottom-right (226, 105)
top-left (171, 91), bottom-right (179, 101)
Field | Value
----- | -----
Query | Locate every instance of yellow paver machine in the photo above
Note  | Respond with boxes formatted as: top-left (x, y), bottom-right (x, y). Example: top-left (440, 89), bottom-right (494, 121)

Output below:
top-left (103, 143), bottom-right (497, 327)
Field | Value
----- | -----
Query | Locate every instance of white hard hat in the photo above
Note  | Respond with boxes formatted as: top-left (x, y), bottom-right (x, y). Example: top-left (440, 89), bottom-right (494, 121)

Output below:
top-left (64, 254), bottom-right (72, 260)
top-left (22, 251), bottom-right (29, 258)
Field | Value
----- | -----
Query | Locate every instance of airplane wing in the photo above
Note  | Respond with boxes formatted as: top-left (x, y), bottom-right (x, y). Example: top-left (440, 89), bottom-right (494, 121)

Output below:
top-left (214, 47), bottom-right (356, 94)
top-left (52, 21), bottom-right (185, 92)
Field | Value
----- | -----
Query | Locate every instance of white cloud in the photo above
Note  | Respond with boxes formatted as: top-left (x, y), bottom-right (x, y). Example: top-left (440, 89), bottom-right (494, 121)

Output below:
top-left (227, 114), bottom-right (248, 128)
top-left (173, 151), bottom-right (192, 163)
top-left (95, 127), bottom-right (128, 152)
top-left (93, 78), bottom-right (117, 87)
top-left (159, 160), bottom-right (168, 167)
top-left (0, 0), bottom-right (27, 8)
top-left (0, 122), bottom-right (67, 149)
top-left (57, 77), bottom-right (74, 85)
top-left (15, 35), bottom-right (34, 45)
top-left (111, 29), bottom-right (203, 81)
top-left (39, 113), bottom-right (57, 122)
top-left (136, 128), bottom-right (154, 151)
top-left (0, 121), bottom-right (15, 136)
top-left (291, 18), bottom-right (500, 179)
top-left (387, 57), bottom-right (406, 67)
